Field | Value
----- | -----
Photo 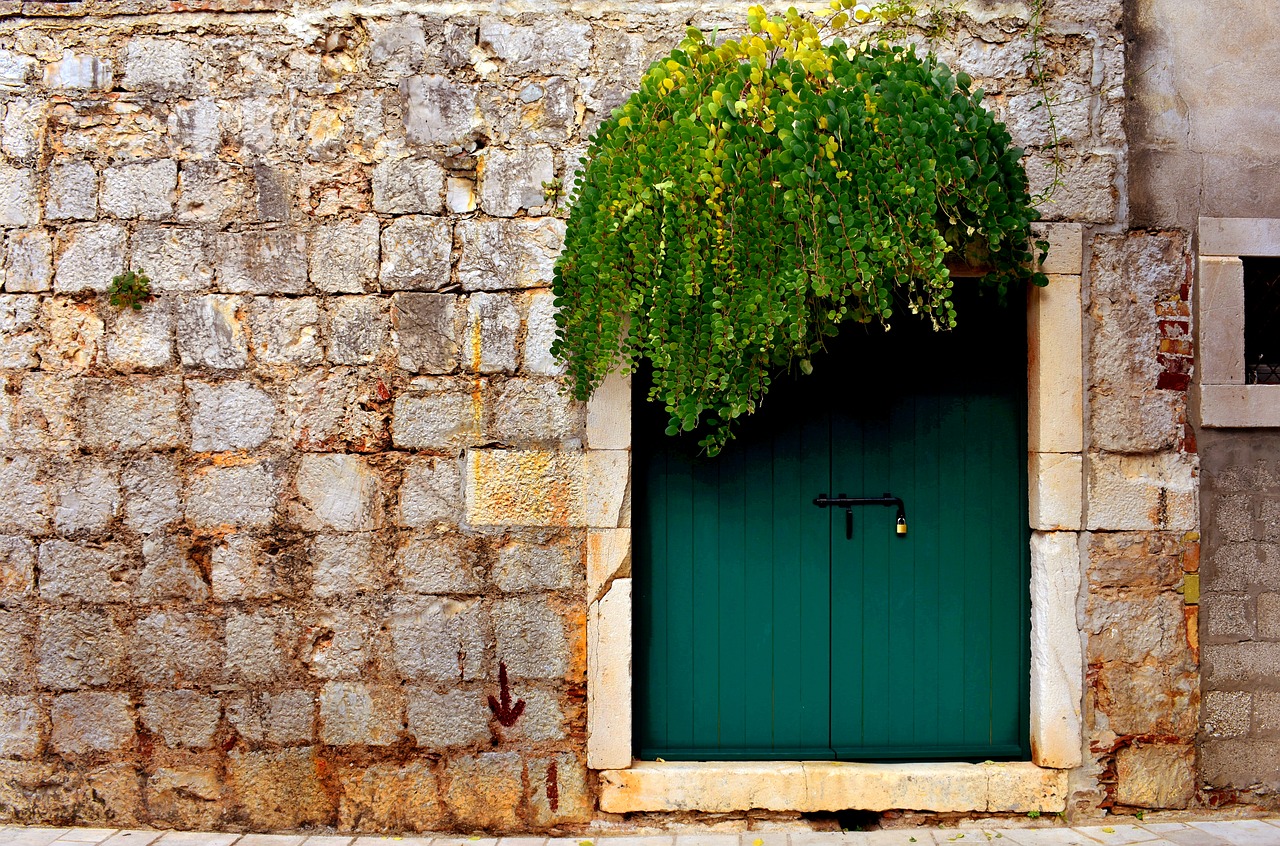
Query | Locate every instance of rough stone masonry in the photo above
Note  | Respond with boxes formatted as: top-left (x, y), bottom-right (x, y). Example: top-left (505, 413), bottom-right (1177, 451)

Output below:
top-left (0, 0), bottom-right (1212, 833)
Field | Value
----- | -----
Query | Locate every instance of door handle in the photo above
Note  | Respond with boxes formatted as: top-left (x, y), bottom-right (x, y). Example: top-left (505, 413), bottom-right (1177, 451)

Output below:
top-left (813, 493), bottom-right (907, 539)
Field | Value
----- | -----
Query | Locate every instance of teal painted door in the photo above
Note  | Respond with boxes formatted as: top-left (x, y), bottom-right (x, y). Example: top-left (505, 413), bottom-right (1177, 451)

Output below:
top-left (633, 290), bottom-right (1030, 761)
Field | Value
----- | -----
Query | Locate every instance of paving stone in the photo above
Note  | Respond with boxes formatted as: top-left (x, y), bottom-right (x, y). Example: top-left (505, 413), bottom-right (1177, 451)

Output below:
top-left (457, 217), bottom-right (565, 291)
top-left (380, 216), bottom-right (452, 291)
top-left (5, 228), bottom-right (53, 292)
top-left (54, 223), bottom-right (126, 293)
top-left (216, 230), bottom-right (308, 295)
top-left (310, 216), bottom-right (379, 294)
top-left (55, 827), bottom-right (119, 843)
top-left (176, 295), bottom-right (249, 370)
top-left (188, 380), bottom-right (277, 451)
top-left (1187, 820), bottom-right (1280, 846)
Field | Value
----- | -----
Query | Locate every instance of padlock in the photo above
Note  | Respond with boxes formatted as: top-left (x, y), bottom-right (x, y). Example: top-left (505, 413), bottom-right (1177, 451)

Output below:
top-left (896, 515), bottom-right (907, 536)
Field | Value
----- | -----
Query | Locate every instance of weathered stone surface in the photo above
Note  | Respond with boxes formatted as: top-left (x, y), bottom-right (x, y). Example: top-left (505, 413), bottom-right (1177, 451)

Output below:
top-left (480, 146), bottom-right (555, 216)
top-left (311, 532), bottom-right (387, 598)
top-left (1201, 738), bottom-right (1280, 790)
top-left (0, 536), bottom-right (35, 605)
top-left (496, 531), bottom-right (580, 593)
top-left (122, 38), bottom-right (195, 92)
top-left (41, 299), bottom-right (103, 374)
top-left (139, 691), bottom-right (220, 749)
top-left (466, 449), bottom-right (628, 528)
top-left (327, 297), bottom-right (389, 365)
top-left (1204, 690), bottom-right (1251, 738)
top-left (50, 693), bottom-right (135, 756)
top-left (1088, 531), bottom-right (1187, 590)
top-left (303, 607), bottom-right (374, 681)
top-left (80, 376), bottom-right (184, 452)
top-left (121, 455), bottom-right (181, 534)
top-left (397, 533), bottom-right (483, 594)
top-left (380, 216), bottom-right (452, 291)
top-left (491, 379), bottom-right (582, 445)
top-left (521, 289), bottom-right (563, 376)
top-left (228, 748), bottom-right (334, 830)
top-left (137, 533), bottom-right (209, 603)
top-left (1029, 532), bottom-right (1084, 769)
top-left (391, 390), bottom-right (484, 451)
top-left (479, 20), bottom-right (593, 75)
top-left (405, 687), bottom-right (488, 748)
top-left (293, 453), bottom-right (380, 531)
top-left (1088, 590), bottom-right (1190, 666)
top-left (52, 459), bottom-right (120, 536)
top-left (529, 752), bottom-right (591, 825)
top-left (1114, 744), bottom-right (1195, 808)
top-left (1203, 591), bottom-right (1252, 642)
top-left (394, 293), bottom-right (462, 373)
top-left (176, 295), bottom-right (249, 370)
top-left (0, 294), bottom-right (43, 368)
top-left (310, 216), bottom-right (379, 294)
top-left (8, 374), bottom-right (76, 454)
top-left (169, 97), bottom-right (220, 159)
top-left (5, 228), bottom-right (53, 292)
top-left (586, 371), bottom-right (630, 451)
top-left (226, 690), bottom-right (315, 746)
top-left (588, 577), bottom-right (631, 771)
top-left (447, 176), bottom-right (476, 213)
top-left (397, 456), bottom-right (462, 527)
top-left (1087, 451), bottom-right (1198, 531)
top-left (0, 455), bottom-right (52, 534)
top-left (188, 380), bottom-right (277, 452)
top-left (388, 596), bottom-right (488, 682)
top-left (465, 292), bottom-right (520, 373)
top-left (131, 227), bottom-right (213, 293)
top-left (106, 297), bottom-right (174, 371)
top-left (45, 159), bottom-right (98, 220)
top-left (1094, 661), bottom-right (1197, 737)
top-left (441, 751), bottom-right (524, 831)
top-left (131, 610), bottom-right (222, 687)
top-left (0, 164), bottom-right (36, 227)
top-left (101, 160), bottom-right (177, 220)
top-left (177, 162), bottom-right (254, 224)
top-left (216, 231), bottom-right (308, 295)
top-left (0, 695), bottom-right (42, 759)
top-left (38, 541), bottom-right (132, 603)
top-left (373, 152), bottom-right (445, 214)
top-left (285, 368), bottom-right (389, 453)
top-left (147, 764), bottom-right (224, 828)
top-left (457, 218), bottom-right (565, 291)
top-left (0, 609), bottom-right (31, 686)
top-left (337, 761), bottom-right (444, 832)
top-left (37, 608), bottom-right (126, 690)
top-left (319, 682), bottom-right (402, 746)
top-left (54, 223), bottom-right (126, 293)
top-left (401, 75), bottom-right (480, 147)
top-left (186, 461), bottom-right (280, 529)
top-left (494, 595), bottom-right (569, 679)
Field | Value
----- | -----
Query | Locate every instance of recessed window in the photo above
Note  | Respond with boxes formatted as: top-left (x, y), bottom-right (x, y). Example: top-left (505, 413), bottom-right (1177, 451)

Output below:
top-left (1244, 256), bottom-right (1280, 384)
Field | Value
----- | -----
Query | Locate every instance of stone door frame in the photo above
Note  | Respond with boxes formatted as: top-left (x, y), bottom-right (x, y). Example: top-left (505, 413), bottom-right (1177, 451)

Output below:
top-left (581, 224), bottom-right (1087, 813)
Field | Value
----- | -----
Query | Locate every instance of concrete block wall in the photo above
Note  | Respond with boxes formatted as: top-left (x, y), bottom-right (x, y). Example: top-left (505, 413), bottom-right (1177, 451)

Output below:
top-left (0, 0), bottom-right (1220, 831)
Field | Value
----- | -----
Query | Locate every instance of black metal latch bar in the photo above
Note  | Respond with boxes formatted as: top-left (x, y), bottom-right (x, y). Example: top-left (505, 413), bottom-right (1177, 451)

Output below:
top-left (813, 493), bottom-right (907, 540)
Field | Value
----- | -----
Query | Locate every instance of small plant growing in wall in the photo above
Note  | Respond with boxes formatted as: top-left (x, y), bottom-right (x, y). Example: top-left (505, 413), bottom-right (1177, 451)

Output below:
top-left (551, 2), bottom-right (1048, 455)
top-left (108, 268), bottom-right (153, 310)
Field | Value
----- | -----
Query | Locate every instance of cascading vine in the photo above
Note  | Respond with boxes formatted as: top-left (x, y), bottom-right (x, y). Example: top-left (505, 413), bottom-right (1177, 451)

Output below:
top-left (551, 3), bottom-right (1048, 455)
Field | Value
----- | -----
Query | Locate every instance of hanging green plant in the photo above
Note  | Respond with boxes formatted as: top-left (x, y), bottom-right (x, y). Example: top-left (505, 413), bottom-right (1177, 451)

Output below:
top-left (551, 2), bottom-right (1048, 455)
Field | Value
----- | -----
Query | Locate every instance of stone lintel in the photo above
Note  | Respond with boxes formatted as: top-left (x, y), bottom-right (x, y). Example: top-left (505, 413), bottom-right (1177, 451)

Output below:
top-left (587, 578), bottom-right (632, 771)
top-left (1196, 256), bottom-right (1245, 386)
top-left (1029, 531), bottom-right (1084, 769)
top-left (1199, 384), bottom-right (1280, 428)
top-left (1199, 216), bottom-right (1280, 256)
top-left (1028, 275), bottom-right (1084, 454)
top-left (597, 760), bottom-right (1067, 814)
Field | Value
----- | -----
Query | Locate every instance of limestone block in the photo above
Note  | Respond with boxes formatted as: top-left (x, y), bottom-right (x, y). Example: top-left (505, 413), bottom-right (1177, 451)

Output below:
top-left (480, 146), bottom-right (555, 217)
top-left (1029, 453), bottom-right (1083, 531)
top-left (50, 693), bottom-right (135, 755)
top-left (228, 748), bottom-right (334, 830)
top-left (373, 153), bottom-right (445, 214)
top-left (1197, 257), bottom-right (1245, 385)
top-left (337, 761), bottom-right (444, 832)
top-left (1086, 451), bottom-right (1198, 531)
top-left (40, 299), bottom-right (103, 373)
top-left (147, 765), bottom-right (223, 827)
top-left (0, 50), bottom-right (34, 93)
top-left (398, 456), bottom-right (462, 527)
top-left (0, 536), bottom-right (35, 604)
top-left (285, 368), bottom-right (389, 453)
top-left (177, 294), bottom-right (249, 370)
top-left (478, 20), bottom-right (592, 75)
top-left (0, 455), bottom-right (52, 534)
top-left (457, 217), bottom-right (565, 291)
top-left (1094, 660), bottom-right (1197, 738)
top-left (587, 528), bottom-right (630, 604)
top-left (5, 228), bottom-right (52, 292)
top-left (226, 690), bottom-right (315, 745)
top-left (1, 98), bottom-right (42, 161)
top-left (1028, 274), bottom-right (1082, 454)
top-left (131, 226), bottom-right (213, 293)
top-left (491, 378), bottom-right (583, 444)
top-left (529, 752), bottom-right (591, 825)
top-left (81, 376), bottom-right (185, 451)
top-left (388, 596), bottom-right (488, 681)
top-left (368, 19), bottom-right (426, 83)
top-left (188, 380), bottom-right (277, 451)
top-left (0, 696), bottom-right (42, 759)
top-left (327, 296), bottom-right (389, 365)
top-left (0, 165), bottom-right (36, 226)
top-left (406, 688), bottom-right (488, 747)
top-left (396, 533), bottom-right (482, 594)
top-left (1114, 744), bottom-right (1195, 809)
top-left (599, 760), bottom-right (805, 813)
top-left (985, 763), bottom-right (1069, 813)
top-left (1199, 384), bottom-right (1280, 428)
top-left (494, 531), bottom-right (580, 592)
top-left (177, 162), bottom-right (253, 224)
top-left (1007, 83), bottom-right (1091, 148)
top-left (168, 98), bottom-right (220, 159)
top-left (1028, 532), bottom-right (1082, 768)
top-left (121, 38), bottom-right (195, 92)
top-left (140, 691), bottom-right (220, 749)
top-left (522, 289), bottom-right (564, 376)
top-left (319, 682), bottom-right (402, 746)
top-left (466, 448), bottom-right (628, 528)
top-left (1087, 590), bottom-right (1188, 666)
top-left (1200, 217), bottom-right (1280, 257)
top-left (441, 752), bottom-right (524, 831)
top-left (46, 160), bottom-right (99, 220)
top-left (186, 461), bottom-right (280, 528)
top-left (0, 610), bottom-right (31, 685)
top-left (130, 609), bottom-right (222, 687)
top-left (311, 533), bottom-right (388, 598)
top-left (494, 595), bottom-right (570, 679)
top-left (381, 216), bottom-right (453, 292)
top-left (310, 216), bottom-right (380, 294)
top-left (518, 77), bottom-right (577, 145)
top-left (447, 176), bottom-right (476, 213)
top-left (216, 230), bottom-right (308, 295)
top-left (1204, 690), bottom-right (1251, 738)
top-left (54, 222), bottom-right (126, 293)
top-left (1030, 222), bottom-right (1084, 275)
top-left (394, 292), bottom-right (462, 373)
top-left (303, 607), bottom-right (373, 681)
top-left (137, 532), bottom-right (209, 603)
top-left (121, 455), bottom-right (181, 534)
top-left (466, 291), bottom-right (519, 373)
top-left (101, 160), bottom-right (177, 220)
top-left (43, 51), bottom-right (112, 90)
top-left (587, 371), bottom-right (631, 451)
top-left (504, 687), bottom-right (567, 744)
top-left (588, 578), bottom-right (632, 770)
top-left (53, 459), bottom-right (121, 536)
top-left (392, 391), bottom-right (484, 451)
top-left (0, 294), bottom-right (43, 368)
top-left (36, 608), bottom-right (126, 689)
top-left (226, 608), bottom-right (298, 684)
top-left (401, 75), bottom-right (480, 146)
top-left (292, 453), bottom-right (380, 531)
top-left (248, 296), bottom-right (322, 367)
top-left (1026, 152), bottom-right (1118, 223)
top-left (106, 297), bottom-right (175, 371)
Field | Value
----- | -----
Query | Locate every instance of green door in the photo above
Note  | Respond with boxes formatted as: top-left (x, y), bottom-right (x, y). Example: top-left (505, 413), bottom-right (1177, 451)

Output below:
top-left (633, 291), bottom-right (1030, 761)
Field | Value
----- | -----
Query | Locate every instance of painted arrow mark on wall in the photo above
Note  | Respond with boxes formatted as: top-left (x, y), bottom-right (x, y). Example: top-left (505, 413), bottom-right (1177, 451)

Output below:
top-left (488, 660), bottom-right (526, 727)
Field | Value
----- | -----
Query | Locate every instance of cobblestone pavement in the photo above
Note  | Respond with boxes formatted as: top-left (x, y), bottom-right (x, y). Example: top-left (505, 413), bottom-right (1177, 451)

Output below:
top-left (4, 822), bottom-right (1280, 846)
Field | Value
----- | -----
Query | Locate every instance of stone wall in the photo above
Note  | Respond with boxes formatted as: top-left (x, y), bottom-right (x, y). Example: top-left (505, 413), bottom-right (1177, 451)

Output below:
top-left (0, 0), bottom-right (1222, 832)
